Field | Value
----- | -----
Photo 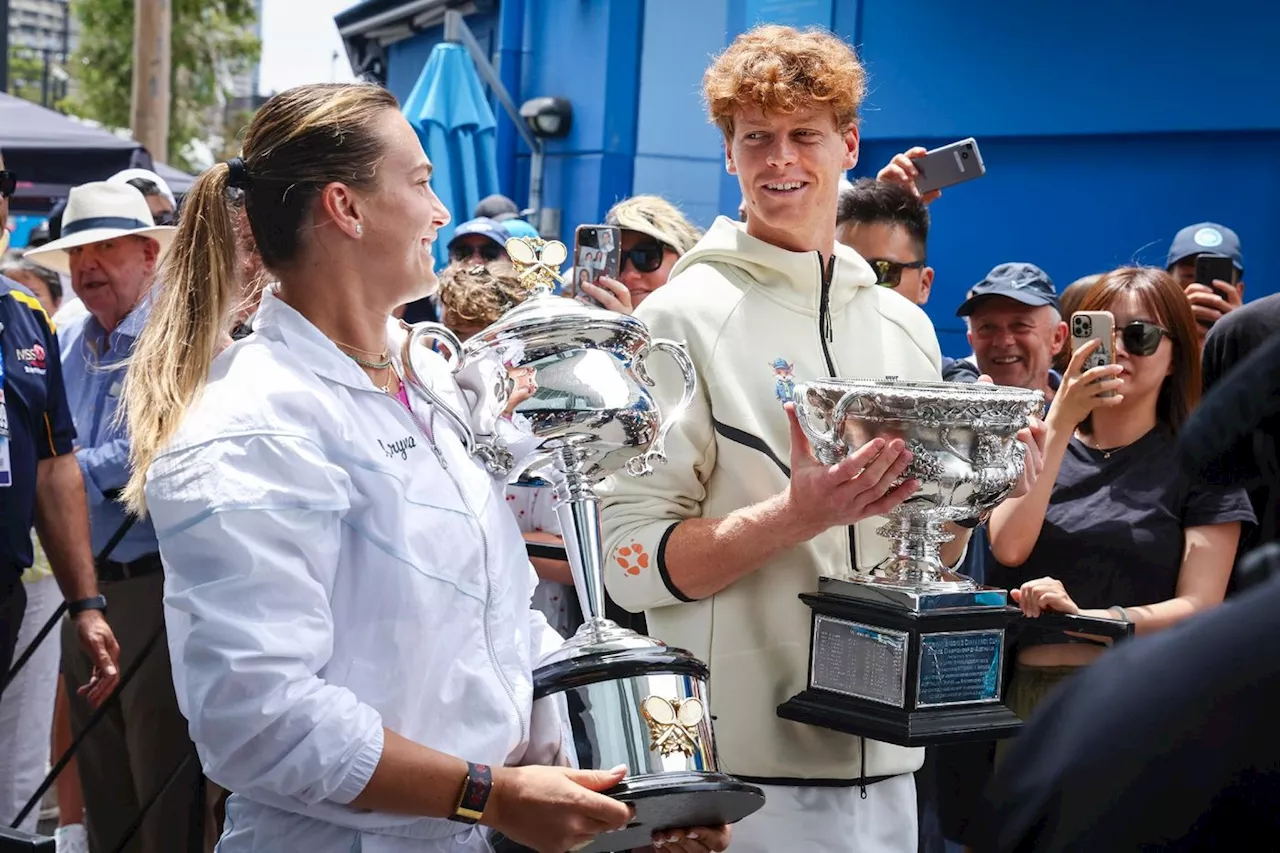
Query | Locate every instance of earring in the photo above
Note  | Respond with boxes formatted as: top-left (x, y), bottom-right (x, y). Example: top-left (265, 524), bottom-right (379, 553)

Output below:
top-left (355, 223), bottom-right (364, 236)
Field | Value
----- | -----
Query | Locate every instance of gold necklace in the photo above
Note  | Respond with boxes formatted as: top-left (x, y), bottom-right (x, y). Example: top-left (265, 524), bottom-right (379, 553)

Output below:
top-left (1075, 431), bottom-right (1132, 460)
top-left (333, 339), bottom-right (393, 370)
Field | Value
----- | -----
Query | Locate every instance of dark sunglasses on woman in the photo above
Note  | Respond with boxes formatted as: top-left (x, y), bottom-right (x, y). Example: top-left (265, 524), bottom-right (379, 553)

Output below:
top-left (866, 258), bottom-right (926, 288)
top-left (1118, 321), bottom-right (1171, 357)
top-left (621, 239), bottom-right (668, 274)
top-left (0, 170), bottom-right (17, 199)
top-left (450, 242), bottom-right (505, 264)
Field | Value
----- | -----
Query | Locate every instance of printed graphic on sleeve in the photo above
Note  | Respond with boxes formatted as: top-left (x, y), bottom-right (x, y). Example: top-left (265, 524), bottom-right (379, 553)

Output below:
top-left (614, 543), bottom-right (650, 576)
top-left (771, 358), bottom-right (795, 404)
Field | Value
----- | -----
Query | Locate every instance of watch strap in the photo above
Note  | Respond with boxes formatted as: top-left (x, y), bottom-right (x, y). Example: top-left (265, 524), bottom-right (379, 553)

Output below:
top-left (67, 595), bottom-right (107, 616)
top-left (451, 762), bottom-right (493, 825)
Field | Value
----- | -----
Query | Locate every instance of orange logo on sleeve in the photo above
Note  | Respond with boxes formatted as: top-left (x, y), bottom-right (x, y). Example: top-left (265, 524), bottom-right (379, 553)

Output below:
top-left (615, 543), bottom-right (650, 576)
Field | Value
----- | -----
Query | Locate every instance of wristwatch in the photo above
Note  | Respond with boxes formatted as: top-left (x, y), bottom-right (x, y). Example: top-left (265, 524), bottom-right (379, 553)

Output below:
top-left (450, 762), bottom-right (493, 825)
top-left (67, 595), bottom-right (108, 617)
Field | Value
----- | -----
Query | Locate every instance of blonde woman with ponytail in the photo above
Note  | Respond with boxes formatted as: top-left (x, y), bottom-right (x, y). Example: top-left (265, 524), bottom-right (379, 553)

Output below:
top-left (121, 83), bottom-right (728, 853)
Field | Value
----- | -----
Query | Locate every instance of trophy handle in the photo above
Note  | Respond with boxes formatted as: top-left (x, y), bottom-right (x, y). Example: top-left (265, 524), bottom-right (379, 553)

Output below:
top-left (400, 321), bottom-right (465, 374)
top-left (398, 320), bottom-right (482, 461)
top-left (626, 339), bottom-right (699, 477)
top-left (791, 387), bottom-right (850, 465)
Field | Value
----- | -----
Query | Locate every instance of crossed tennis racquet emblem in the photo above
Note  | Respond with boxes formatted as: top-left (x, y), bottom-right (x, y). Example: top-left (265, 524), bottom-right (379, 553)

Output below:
top-left (641, 695), bottom-right (706, 757)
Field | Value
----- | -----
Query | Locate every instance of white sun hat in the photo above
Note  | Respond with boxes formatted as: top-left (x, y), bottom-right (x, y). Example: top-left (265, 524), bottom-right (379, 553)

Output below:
top-left (108, 168), bottom-right (177, 207)
top-left (24, 181), bottom-right (177, 275)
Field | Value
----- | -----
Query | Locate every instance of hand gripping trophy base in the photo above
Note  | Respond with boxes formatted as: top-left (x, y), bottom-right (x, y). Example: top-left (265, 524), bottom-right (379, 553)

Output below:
top-left (451, 238), bottom-right (765, 849)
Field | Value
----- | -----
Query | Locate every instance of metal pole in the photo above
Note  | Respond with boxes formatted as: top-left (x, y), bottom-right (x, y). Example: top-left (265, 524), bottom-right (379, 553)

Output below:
top-left (41, 48), bottom-right (51, 107)
top-left (0, 0), bottom-right (10, 93)
top-left (529, 147), bottom-right (544, 233)
top-left (442, 9), bottom-right (540, 155)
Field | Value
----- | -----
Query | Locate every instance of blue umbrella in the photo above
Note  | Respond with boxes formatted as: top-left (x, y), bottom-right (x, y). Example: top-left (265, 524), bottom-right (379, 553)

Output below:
top-left (402, 42), bottom-right (502, 268)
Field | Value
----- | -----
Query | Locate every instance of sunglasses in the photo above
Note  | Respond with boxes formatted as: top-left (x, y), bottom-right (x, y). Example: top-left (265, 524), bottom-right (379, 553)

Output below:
top-left (449, 242), bottom-right (504, 264)
top-left (1118, 321), bottom-right (1171, 357)
top-left (621, 239), bottom-right (668, 274)
top-left (867, 258), bottom-right (926, 288)
top-left (0, 170), bottom-right (16, 199)
top-left (153, 210), bottom-right (176, 227)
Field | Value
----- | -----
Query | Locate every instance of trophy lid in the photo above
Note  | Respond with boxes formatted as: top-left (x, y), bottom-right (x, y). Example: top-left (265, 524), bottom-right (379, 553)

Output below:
top-left (465, 237), bottom-right (649, 355)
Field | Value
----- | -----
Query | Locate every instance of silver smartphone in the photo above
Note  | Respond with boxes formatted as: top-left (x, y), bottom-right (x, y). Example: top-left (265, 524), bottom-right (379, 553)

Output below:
top-left (913, 138), bottom-right (986, 195)
top-left (1071, 310), bottom-right (1116, 397)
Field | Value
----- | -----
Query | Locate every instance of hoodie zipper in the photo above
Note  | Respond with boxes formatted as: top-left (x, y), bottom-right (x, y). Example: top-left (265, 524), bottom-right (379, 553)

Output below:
top-left (816, 252), bottom-right (837, 376)
top-left (815, 252), bottom-right (860, 577)
top-left (382, 386), bottom-right (528, 743)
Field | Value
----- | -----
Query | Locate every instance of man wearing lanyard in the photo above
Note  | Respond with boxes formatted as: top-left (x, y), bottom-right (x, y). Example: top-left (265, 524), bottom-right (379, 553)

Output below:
top-left (0, 156), bottom-right (118, 699)
top-left (26, 181), bottom-right (201, 853)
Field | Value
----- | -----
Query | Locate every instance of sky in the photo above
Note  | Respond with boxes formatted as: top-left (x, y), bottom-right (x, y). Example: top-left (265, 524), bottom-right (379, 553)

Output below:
top-left (257, 0), bottom-right (360, 95)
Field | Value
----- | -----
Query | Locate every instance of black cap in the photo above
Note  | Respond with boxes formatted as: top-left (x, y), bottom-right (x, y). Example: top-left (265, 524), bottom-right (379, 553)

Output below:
top-left (956, 262), bottom-right (1060, 317)
top-left (1166, 222), bottom-right (1243, 271)
top-left (474, 194), bottom-right (520, 221)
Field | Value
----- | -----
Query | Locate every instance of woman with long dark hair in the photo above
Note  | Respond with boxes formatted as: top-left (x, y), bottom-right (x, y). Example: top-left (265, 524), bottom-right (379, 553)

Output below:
top-left (988, 266), bottom-right (1254, 724)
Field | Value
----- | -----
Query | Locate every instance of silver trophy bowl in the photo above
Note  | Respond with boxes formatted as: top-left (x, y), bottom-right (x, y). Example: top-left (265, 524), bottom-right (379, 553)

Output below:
top-left (793, 378), bottom-right (1043, 591)
top-left (401, 238), bottom-right (763, 852)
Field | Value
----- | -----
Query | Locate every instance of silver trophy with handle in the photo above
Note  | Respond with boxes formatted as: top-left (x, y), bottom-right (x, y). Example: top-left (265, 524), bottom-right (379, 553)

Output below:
top-left (401, 237), bottom-right (764, 853)
top-left (777, 378), bottom-right (1132, 745)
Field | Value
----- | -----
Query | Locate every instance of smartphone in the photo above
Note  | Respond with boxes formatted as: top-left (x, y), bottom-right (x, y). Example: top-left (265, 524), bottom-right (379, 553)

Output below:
top-left (1071, 310), bottom-right (1116, 397)
top-left (570, 225), bottom-right (621, 306)
top-left (913, 138), bottom-right (986, 195)
top-left (1195, 252), bottom-right (1237, 296)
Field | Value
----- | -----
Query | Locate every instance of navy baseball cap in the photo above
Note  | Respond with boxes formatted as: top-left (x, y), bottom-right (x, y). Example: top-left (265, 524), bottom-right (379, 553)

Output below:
top-left (447, 216), bottom-right (509, 250)
top-left (956, 262), bottom-right (1059, 317)
top-left (1166, 222), bottom-right (1243, 271)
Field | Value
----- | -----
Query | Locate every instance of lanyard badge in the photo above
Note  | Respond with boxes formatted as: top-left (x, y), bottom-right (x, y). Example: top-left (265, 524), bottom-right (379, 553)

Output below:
top-left (0, 321), bottom-right (11, 487)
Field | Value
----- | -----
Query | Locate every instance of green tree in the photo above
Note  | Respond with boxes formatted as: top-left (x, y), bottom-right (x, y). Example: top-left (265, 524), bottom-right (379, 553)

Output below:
top-left (6, 48), bottom-right (52, 106)
top-left (66, 0), bottom-right (261, 172)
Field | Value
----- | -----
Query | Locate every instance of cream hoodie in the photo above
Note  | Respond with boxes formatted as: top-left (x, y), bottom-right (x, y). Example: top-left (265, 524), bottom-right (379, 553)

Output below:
top-left (600, 216), bottom-right (941, 783)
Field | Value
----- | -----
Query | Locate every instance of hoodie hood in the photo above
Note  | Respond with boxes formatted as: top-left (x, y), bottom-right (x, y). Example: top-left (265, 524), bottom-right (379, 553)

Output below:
top-left (669, 215), bottom-right (878, 311)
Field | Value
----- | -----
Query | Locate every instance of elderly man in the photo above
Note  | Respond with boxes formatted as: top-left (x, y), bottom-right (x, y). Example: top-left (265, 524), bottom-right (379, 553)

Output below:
top-left (950, 263), bottom-right (1066, 401)
top-left (26, 181), bottom-right (202, 853)
top-left (0, 153), bottom-right (119, 842)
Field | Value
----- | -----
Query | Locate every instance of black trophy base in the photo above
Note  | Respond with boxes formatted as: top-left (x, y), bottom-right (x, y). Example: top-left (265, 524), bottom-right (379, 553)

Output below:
top-left (778, 687), bottom-right (1022, 747)
top-left (489, 772), bottom-right (765, 853)
top-left (780, 584), bottom-right (1023, 748)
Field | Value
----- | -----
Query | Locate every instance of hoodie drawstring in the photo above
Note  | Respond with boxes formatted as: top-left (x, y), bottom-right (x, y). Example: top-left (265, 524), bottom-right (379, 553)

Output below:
top-left (817, 253), bottom-right (837, 375)
top-left (859, 736), bottom-right (868, 799)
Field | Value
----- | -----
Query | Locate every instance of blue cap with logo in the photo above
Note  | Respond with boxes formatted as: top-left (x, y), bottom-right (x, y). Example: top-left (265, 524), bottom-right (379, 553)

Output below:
top-left (956, 262), bottom-right (1059, 317)
top-left (501, 219), bottom-right (539, 240)
top-left (447, 216), bottom-right (510, 250)
top-left (1166, 222), bottom-right (1243, 272)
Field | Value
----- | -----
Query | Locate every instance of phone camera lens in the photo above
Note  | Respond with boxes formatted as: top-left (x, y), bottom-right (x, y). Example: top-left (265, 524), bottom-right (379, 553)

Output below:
top-left (961, 151), bottom-right (970, 160)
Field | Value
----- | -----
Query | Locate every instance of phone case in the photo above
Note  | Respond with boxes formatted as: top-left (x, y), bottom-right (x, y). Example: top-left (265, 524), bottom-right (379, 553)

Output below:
top-left (1071, 311), bottom-right (1116, 397)
top-left (571, 225), bottom-right (622, 306)
top-left (1195, 253), bottom-right (1236, 288)
top-left (914, 138), bottom-right (986, 195)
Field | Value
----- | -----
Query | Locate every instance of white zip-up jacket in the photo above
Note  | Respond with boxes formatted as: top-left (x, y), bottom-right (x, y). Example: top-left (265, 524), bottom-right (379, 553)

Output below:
top-left (144, 290), bottom-right (563, 848)
top-left (601, 217), bottom-right (941, 784)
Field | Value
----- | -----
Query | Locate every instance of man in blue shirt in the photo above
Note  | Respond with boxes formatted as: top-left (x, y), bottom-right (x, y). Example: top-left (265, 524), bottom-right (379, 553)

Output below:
top-left (0, 154), bottom-right (118, 707)
top-left (25, 181), bottom-right (201, 853)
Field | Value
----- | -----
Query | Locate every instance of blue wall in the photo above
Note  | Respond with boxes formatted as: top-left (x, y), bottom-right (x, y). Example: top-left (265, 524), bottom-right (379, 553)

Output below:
top-left (375, 0), bottom-right (1280, 357)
